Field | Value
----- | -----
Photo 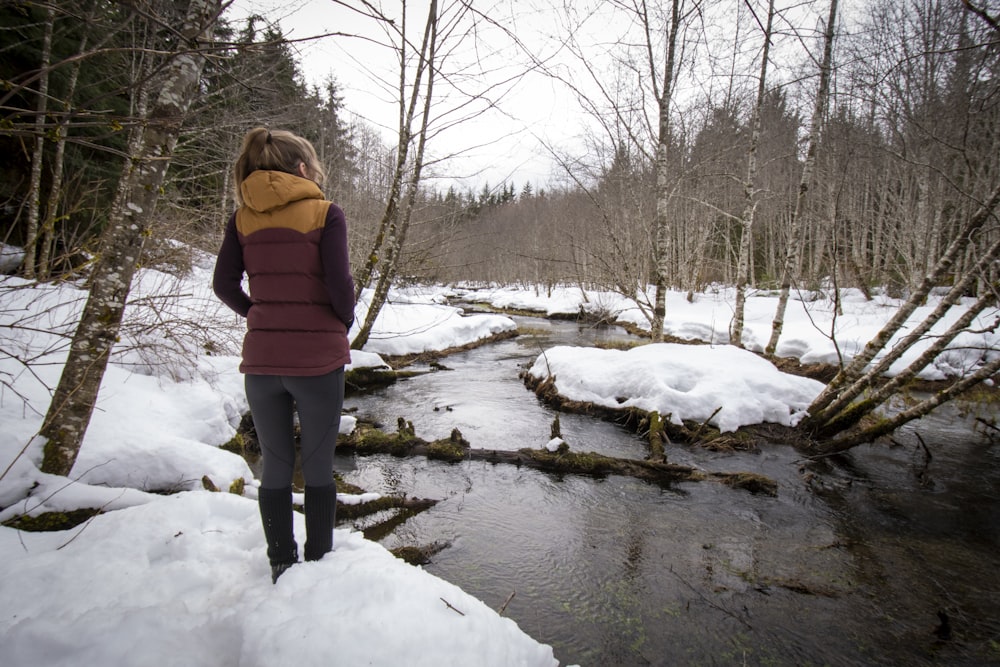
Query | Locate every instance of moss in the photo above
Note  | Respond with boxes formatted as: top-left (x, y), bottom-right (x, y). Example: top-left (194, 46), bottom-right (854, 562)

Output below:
top-left (525, 448), bottom-right (617, 476)
top-left (3, 508), bottom-right (101, 531)
top-left (344, 366), bottom-right (410, 394)
top-left (700, 430), bottom-right (756, 452)
top-left (648, 411), bottom-right (666, 461)
top-left (391, 545), bottom-right (428, 565)
top-left (391, 541), bottom-right (450, 565)
top-left (716, 472), bottom-right (778, 496)
top-left (229, 478), bottom-right (245, 495)
top-left (594, 339), bottom-right (647, 351)
top-left (219, 433), bottom-right (245, 455)
top-left (350, 424), bottom-right (420, 457)
top-left (427, 429), bottom-right (469, 463)
top-left (335, 474), bottom-right (365, 496)
top-left (336, 495), bottom-right (402, 520)
top-left (336, 495), bottom-right (437, 521)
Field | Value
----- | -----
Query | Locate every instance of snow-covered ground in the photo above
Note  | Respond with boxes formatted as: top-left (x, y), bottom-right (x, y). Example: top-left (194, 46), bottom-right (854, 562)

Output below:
top-left (456, 282), bottom-right (999, 379)
top-left (1, 253), bottom-right (996, 666)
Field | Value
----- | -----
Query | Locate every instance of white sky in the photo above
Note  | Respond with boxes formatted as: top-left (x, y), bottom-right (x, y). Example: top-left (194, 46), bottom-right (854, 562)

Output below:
top-left (224, 0), bottom-right (590, 193)
top-left (222, 0), bottom-right (838, 194)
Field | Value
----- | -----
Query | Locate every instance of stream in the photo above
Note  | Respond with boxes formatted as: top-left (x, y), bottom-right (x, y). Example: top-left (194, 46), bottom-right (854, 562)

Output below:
top-left (337, 315), bottom-right (1000, 666)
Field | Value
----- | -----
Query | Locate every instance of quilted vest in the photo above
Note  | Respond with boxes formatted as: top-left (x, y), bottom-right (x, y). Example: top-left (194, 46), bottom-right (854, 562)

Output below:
top-left (235, 170), bottom-right (351, 375)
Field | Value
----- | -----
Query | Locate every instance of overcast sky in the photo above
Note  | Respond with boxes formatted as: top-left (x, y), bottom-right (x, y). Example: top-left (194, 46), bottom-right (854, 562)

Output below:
top-left (224, 0), bottom-right (588, 194)
top-left (223, 1), bottom-right (834, 195)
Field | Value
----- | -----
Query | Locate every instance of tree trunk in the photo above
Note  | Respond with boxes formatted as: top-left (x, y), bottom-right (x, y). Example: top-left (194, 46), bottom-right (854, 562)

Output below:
top-left (22, 5), bottom-right (54, 280)
top-left (650, 0), bottom-right (681, 343)
top-left (39, 0), bottom-right (222, 476)
top-left (814, 354), bottom-right (1000, 454)
top-left (353, 0), bottom-right (439, 350)
top-left (731, 0), bottom-right (775, 348)
top-left (353, 4), bottom-right (421, 302)
top-left (807, 232), bottom-right (1000, 438)
top-left (803, 179), bottom-right (1000, 435)
top-left (38, 19), bottom-right (93, 280)
top-left (814, 288), bottom-right (996, 439)
top-left (766, 0), bottom-right (839, 356)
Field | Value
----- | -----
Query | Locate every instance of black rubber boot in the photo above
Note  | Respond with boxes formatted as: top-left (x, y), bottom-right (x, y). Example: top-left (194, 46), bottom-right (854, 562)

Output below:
top-left (258, 486), bottom-right (298, 583)
top-left (303, 483), bottom-right (337, 562)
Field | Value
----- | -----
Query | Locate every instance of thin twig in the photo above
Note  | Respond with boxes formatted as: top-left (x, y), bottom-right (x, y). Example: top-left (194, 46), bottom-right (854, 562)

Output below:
top-left (497, 590), bottom-right (516, 616)
top-left (440, 597), bottom-right (465, 616)
top-left (668, 565), bottom-right (753, 630)
top-left (690, 406), bottom-right (723, 441)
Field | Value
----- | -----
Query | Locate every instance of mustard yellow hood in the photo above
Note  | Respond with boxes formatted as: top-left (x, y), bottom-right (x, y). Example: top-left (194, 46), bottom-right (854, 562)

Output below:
top-left (239, 170), bottom-right (323, 213)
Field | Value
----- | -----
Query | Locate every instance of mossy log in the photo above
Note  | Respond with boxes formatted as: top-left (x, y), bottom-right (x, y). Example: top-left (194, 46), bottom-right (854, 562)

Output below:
top-left (334, 494), bottom-right (438, 521)
top-left (340, 420), bottom-right (777, 495)
top-left (472, 447), bottom-right (705, 486)
top-left (647, 411), bottom-right (667, 462)
top-left (345, 366), bottom-right (421, 395)
top-left (343, 420), bottom-right (472, 464)
top-left (391, 541), bottom-right (451, 565)
top-left (524, 372), bottom-right (765, 452)
top-left (2, 508), bottom-right (102, 531)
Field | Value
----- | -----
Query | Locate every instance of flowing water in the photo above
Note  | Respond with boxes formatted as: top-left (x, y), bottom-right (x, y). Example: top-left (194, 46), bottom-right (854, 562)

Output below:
top-left (337, 315), bottom-right (1000, 666)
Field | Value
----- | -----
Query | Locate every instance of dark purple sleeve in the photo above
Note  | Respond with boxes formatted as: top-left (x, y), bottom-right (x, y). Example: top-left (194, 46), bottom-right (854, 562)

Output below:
top-left (212, 213), bottom-right (253, 318)
top-left (320, 203), bottom-right (356, 328)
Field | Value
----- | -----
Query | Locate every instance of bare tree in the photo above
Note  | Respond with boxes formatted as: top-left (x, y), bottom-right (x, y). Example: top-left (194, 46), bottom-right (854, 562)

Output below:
top-left (794, 0), bottom-right (1000, 449)
top-left (802, 179), bottom-right (1000, 445)
top-left (352, 0), bottom-right (442, 349)
top-left (39, 0), bottom-right (223, 476)
top-left (765, 0), bottom-right (838, 356)
top-left (647, 0), bottom-right (685, 342)
top-left (21, 3), bottom-right (55, 280)
top-left (36, 2), bottom-right (115, 279)
top-left (730, 0), bottom-right (776, 347)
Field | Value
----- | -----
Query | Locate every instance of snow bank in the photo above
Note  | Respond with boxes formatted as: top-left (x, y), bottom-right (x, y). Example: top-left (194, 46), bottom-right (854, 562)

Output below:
top-left (529, 344), bottom-right (826, 433)
top-left (0, 491), bottom-right (558, 667)
top-left (354, 288), bottom-right (516, 356)
top-left (473, 283), bottom-right (998, 382)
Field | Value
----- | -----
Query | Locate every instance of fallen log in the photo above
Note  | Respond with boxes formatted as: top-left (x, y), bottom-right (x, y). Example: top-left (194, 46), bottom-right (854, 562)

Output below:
top-left (338, 420), bottom-right (778, 496)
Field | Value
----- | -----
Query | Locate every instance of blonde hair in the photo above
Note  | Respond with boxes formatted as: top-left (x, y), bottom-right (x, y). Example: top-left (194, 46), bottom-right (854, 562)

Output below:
top-left (233, 128), bottom-right (326, 205)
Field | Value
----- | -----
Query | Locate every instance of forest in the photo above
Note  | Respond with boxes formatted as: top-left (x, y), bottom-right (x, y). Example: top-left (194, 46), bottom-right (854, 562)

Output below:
top-left (1, 0), bottom-right (999, 471)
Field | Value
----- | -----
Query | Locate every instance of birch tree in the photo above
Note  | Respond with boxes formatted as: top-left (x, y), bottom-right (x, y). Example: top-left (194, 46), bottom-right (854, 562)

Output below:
top-left (796, 0), bottom-right (1000, 450)
top-left (802, 176), bottom-right (1000, 448)
top-left (729, 0), bottom-right (776, 347)
top-left (21, 4), bottom-right (54, 280)
top-left (649, 0), bottom-right (684, 342)
top-left (765, 0), bottom-right (838, 356)
top-left (36, 2), bottom-right (111, 279)
top-left (39, 0), bottom-right (223, 476)
top-left (352, 0), bottom-right (441, 349)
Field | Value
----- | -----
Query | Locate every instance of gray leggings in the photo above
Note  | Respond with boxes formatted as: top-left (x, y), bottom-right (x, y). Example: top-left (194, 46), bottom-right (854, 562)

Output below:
top-left (245, 368), bottom-right (345, 489)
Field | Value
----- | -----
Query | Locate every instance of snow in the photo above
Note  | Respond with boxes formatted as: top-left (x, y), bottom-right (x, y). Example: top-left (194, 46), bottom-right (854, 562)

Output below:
top-left (353, 284), bottom-right (516, 356)
top-left (0, 243), bottom-right (24, 273)
top-left (528, 344), bottom-right (824, 433)
top-left (1, 255), bottom-right (997, 666)
top-left (459, 283), bottom-right (999, 381)
top-left (0, 493), bottom-right (553, 667)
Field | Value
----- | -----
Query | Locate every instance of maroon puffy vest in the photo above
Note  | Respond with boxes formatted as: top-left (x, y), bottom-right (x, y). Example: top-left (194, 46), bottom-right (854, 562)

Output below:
top-left (236, 171), bottom-right (351, 375)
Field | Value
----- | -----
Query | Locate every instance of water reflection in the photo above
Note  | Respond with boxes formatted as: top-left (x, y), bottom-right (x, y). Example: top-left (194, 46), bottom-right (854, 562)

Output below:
top-left (340, 317), bottom-right (1000, 666)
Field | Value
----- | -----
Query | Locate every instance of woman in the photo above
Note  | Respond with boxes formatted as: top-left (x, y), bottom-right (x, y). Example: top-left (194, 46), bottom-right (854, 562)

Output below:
top-left (213, 127), bottom-right (355, 584)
